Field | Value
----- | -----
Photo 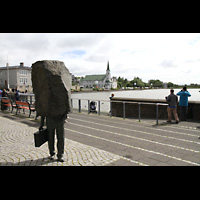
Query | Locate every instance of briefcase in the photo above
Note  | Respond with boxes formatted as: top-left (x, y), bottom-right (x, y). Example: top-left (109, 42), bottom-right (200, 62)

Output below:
top-left (34, 128), bottom-right (48, 147)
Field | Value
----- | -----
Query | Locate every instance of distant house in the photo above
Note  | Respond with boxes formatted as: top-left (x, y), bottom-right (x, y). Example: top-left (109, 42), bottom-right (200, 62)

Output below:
top-left (0, 62), bottom-right (32, 92)
top-left (80, 61), bottom-right (117, 89)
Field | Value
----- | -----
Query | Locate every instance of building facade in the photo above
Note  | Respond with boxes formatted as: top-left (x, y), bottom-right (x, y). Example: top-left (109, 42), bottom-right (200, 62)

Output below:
top-left (80, 61), bottom-right (117, 90)
top-left (0, 62), bottom-right (32, 92)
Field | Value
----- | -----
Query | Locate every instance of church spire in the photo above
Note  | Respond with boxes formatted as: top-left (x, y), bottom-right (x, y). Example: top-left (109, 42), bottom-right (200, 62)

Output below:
top-left (107, 61), bottom-right (110, 71)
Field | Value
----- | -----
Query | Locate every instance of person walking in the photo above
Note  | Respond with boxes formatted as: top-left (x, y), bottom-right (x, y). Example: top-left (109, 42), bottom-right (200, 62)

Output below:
top-left (166, 89), bottom-right (179, 123)
top-left (177, 87), bottom-right (191, 121)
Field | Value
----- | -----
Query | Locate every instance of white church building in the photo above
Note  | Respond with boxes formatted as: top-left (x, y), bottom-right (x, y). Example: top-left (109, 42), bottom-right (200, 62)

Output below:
top-left (80, 61), bottom-right (117, 90)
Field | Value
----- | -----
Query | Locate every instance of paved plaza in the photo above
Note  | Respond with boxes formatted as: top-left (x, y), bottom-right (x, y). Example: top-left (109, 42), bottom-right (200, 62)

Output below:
top-left (0, 109), bottom-right (200, 166)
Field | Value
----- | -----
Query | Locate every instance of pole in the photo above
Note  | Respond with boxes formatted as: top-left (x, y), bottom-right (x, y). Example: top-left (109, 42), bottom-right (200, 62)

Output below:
top-left (98, 101), bottom-right (100, 115)
top-left (6, 62), bottom-right (10, 89)
top-left (79, 99), bottom-right (81, 113)
top-left (123, 102), bottom-right (125, 119)
top-left (88, 100), bottom-right (90, 114)
top-left (156, 103), bottom-right (159, 125)
top-left (139, 103), bottom-right (141, 122)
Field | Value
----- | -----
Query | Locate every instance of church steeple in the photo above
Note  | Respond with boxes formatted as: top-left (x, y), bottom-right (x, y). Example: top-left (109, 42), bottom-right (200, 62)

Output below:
top-left (105, 60), bottom-right (111, 89)
top-left (107, 61), bottom-right (110, 71)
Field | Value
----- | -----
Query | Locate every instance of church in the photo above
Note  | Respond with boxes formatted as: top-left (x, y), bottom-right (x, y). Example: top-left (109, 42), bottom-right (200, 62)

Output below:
top-left (80, 61), bottom-right (117, 90)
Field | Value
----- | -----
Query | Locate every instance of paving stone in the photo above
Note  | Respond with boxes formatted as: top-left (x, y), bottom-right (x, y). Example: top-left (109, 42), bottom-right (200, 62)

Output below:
top-left (0, 115), bottom-right (122, 166)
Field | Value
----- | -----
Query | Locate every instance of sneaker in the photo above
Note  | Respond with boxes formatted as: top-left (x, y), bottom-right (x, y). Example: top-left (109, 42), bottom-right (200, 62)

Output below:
top-left (176, 121), bottom-right (179, 124)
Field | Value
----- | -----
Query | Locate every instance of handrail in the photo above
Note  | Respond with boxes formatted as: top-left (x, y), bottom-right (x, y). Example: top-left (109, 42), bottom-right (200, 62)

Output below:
top-left (71, 98), bottom-right (168, 125)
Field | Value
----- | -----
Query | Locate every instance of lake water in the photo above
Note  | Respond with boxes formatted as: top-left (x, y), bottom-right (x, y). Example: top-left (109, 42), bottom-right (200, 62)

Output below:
top-left (71, 88), bottom-right (200, 113)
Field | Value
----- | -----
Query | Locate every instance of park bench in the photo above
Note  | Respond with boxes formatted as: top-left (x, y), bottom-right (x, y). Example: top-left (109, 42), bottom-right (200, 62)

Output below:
top-left (1, 98), bottom-right (17, 112)
top-left (15, 101), bottom-right (36, 118)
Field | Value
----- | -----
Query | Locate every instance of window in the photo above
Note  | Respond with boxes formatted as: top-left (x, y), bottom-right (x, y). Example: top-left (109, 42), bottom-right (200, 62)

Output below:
top-left (19, 70), bottom-right (27, 75)
top-left (20, 78), bottom-right (27, 84)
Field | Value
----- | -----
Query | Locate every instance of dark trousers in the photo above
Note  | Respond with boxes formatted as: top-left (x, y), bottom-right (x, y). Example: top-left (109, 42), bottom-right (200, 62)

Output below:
top-left (46, 117), bottom-right (65, 158)
top-left (180, 106), bottom-right (187, 121)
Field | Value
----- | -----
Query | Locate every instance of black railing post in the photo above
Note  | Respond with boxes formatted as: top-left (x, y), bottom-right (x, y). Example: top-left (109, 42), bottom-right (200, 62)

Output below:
top-left (98, 101), bottom-right (100, 115)
top-left (139, 103), bottom-right (141, 122)
top-left (123, 102), bottom-right (126, 119)
top-left (78, 99), bottom-right (81, 113)
top-left (156, 103), bottom-right (159, 125)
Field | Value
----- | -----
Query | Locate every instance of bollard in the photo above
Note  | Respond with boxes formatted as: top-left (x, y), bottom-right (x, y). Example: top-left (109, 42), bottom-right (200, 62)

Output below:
top-left (110, 101), bottom-right (112, 117)
top-left (156, 103), bottom-right (159, 125)
top-left (98, 101), bottom-right (100, 115)
top-left (78, 99), bottom-right (81, 113)
top-left (88, 100), bottom-right (90, 114)
top-left (123, 102), bottom-right (126, 119)
top-left (139, 103), bottom-right (141, 122)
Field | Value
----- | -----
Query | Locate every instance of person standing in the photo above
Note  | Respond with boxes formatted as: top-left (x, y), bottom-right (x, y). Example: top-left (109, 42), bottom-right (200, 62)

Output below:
top-left (15, 90), bottom-right (20, 101)
top-left (32, 60), bottom-right (72, 163)
top-left (177, 86), bottom-right (191, 121)
top-left (39, 115), bottom-right (67, 162)
top-left (166, 89), bottom-right (179, 123)
top-left (2, 89), bottom-right (8, 97)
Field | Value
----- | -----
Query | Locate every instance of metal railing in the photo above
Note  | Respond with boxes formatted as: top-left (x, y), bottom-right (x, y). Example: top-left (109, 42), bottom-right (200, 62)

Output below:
top-left (1, 93), bottom-right (168, 125)
top-left (71, 98), bottom-right (168, 125)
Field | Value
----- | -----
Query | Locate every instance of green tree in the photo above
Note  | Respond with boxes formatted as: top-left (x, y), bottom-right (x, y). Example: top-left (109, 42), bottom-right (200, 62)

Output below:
top-left (167, 82), bottom-right (174, 88)
top-left (149, 79), bottom-right (163, 88)
top-left (131, 77), bottom-right (145, 87)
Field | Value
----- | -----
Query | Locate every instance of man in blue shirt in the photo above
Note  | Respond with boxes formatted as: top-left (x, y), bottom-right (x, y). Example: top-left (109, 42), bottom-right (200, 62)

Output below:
top-left (177, 87), bottom-right (191, 121)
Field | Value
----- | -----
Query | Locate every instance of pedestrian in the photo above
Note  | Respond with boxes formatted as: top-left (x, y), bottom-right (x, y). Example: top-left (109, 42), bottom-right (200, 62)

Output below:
top-left (110, 93), bottom-right (115, 100)
top-left (15, 90), bottom-right (20, 101)
top-left (177, 86), bottom-right (191, 121)
top-left (1, 89), bottom-right (8, 111)
top-left (166, 89), bottom-right (179, 123)
top-left (2, 89), bottom-right (8, 97)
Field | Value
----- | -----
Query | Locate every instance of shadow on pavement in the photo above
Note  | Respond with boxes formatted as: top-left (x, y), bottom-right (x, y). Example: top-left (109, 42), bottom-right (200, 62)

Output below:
top-left (0, 111), bottom-right (40, 129)
top-left (1, 157), bottom-right (58, 166)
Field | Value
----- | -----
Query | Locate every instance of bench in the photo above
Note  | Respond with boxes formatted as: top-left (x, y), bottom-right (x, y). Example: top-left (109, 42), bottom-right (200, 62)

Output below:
top-left (15, 101), bottom-right (36, 118)
top-left (1, 98), bottom-right (17, 112)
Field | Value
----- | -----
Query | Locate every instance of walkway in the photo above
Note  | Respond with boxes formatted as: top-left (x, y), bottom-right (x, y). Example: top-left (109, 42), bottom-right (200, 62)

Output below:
top-left (0, 110), bottom-right (200, 166)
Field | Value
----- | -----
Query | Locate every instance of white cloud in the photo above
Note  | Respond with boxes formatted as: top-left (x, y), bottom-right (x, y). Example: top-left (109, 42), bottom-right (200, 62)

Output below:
top-left (0, 33), bottom-right (200, 84)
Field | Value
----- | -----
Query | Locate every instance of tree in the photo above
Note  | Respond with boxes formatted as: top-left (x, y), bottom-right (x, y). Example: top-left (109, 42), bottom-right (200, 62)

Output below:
top-left (149, 79), bottom-right (163, 88)
top-left (131, 77), bottom-right (145, 88)
top-left (167, 82), bottom-right (174, 88)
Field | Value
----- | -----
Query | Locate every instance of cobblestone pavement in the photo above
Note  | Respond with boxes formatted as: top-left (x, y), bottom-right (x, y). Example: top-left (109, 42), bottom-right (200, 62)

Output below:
top-left (0, 114), bottom-right (123, 166)
top-left (1, 110), bottom-right (200, 166)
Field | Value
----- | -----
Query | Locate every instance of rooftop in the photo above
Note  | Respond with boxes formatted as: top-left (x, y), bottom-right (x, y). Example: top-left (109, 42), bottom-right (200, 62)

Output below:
top-left (0, 62), bottom-right (31, 70)
top-left (83, 74), bottom-right (106, 81)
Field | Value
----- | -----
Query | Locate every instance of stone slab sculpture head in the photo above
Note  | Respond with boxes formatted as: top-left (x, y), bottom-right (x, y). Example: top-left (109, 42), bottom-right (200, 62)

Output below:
top-left (31, 60), bottom-right (72, 119)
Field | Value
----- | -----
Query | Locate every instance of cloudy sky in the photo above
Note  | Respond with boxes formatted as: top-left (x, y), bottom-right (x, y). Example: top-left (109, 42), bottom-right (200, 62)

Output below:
top-left (0, 33), bottom-right (200, 85)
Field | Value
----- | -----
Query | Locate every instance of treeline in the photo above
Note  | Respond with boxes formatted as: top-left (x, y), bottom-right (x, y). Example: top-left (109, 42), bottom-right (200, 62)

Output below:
top-left (117, 77), bottom-right (200, 89)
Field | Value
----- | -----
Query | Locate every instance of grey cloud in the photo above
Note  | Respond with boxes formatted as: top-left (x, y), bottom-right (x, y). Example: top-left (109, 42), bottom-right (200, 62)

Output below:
top-left (185, 58), bottom-right (200, 63)
top-left (160, 60), bottom-right (177, 68)
top-left (57, 33), bottom-right (107, 49)
top-left (84, 54), bottom-right (106, 63)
